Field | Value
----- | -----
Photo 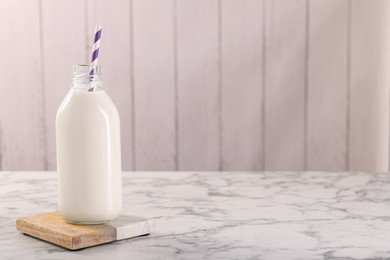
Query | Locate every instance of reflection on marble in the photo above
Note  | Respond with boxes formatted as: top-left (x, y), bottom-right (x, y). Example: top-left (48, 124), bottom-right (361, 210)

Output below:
top-left (1, 171), bottom-right (390, 259)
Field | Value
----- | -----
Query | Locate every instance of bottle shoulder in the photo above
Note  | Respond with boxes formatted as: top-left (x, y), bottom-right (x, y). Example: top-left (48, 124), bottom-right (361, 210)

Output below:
top-left (57, 89), bottom-right (120, 121)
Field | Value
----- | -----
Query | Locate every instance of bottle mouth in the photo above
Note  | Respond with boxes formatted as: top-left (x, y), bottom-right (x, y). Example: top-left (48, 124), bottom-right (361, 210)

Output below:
top-left (72, 65), bottom-right (102, 90)
top-left (72, 64), bottom-right (101, 78)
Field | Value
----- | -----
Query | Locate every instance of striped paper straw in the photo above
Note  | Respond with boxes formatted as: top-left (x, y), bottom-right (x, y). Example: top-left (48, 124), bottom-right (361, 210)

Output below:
top-left (88, 25), bottom-right (102, 91)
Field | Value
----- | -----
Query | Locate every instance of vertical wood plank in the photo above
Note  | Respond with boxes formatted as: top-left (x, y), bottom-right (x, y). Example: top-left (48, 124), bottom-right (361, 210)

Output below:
top-left (221, 0), bottom-right (263, 170)
top-left (87, 0), bottom-right (134, 170)
top-left (265, 0), bottom-right (306, 170)
top-left (0, 0), bottom-right (45, 170)
top-left (177, 0), bottom-right (220, 170)
top-left (307, 0), bottom-right (349, 171)
top-left (349, 0), bottom-right (390, 171)
top-left (133, 0), bottom-right (176, 170)
top-left (41, 0), bottom-right (86, 170)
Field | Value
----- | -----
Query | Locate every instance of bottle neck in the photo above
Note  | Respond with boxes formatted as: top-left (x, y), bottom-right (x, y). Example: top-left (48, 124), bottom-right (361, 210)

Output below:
top-left (72, 65), bottom-right (102, 91)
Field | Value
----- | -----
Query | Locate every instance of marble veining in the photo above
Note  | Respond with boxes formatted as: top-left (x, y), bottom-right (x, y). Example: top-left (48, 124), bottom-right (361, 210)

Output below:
top-left (1, 171), bottom-right (390, 259)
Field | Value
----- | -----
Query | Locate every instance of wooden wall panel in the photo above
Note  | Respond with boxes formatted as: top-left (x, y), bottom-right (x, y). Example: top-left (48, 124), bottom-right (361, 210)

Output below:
top-left (87, 0), bottom-right (134, 170)
top-left (307, 0), bottom-right (349, 171)
top-left (221, 0), bottom-right (263, 170)
top-left (349, 0), bottom-right (390, 172)
top-left (265, 0), bottom-right (306, 170)
top-left (41, 0), bottom-right (86, 170)
top-left (1, 0), bottom-right (390, 171)
top-left (132, 0), bottom-right (176, 170)
top-left (176, 0), bottom-right (220, 170)
top-left (0, 0), bottom-right (45, 170)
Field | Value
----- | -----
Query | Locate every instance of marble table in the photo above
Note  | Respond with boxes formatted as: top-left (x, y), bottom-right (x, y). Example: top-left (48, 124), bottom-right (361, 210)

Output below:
top-left (1, 171), bottom-right (390, 260)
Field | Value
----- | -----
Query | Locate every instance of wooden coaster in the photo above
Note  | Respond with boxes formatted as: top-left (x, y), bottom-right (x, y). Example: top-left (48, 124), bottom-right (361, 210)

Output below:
top-left (16, 211), bottom-right (154, 250)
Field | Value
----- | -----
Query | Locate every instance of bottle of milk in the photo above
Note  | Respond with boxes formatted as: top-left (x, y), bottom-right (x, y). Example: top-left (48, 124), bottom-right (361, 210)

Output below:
top-left (56, 65), bottom-right (122, 224)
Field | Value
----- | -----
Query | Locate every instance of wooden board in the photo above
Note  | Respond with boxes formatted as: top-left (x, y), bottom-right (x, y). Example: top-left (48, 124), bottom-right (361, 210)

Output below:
top-left (16, 211), bottom-right (154, 250)
top-left (221, 0), bottom-right (263, 171)
top-left (0, 0), bottom-right (45, 170)
top-left (264, 0), bottom-right (306, 171)
top-left (87, 0), bottom-right (134, 171)
top-left (349, 0), bottom-right (390, 171)
top-left (307, 0), bottom-right (349, 171)
top-left (41, 0), bottom-right (87, 171)
top-left (176, 0), bottom-right (220, 170)
top-left (132, 0), bottom-right (176, 170)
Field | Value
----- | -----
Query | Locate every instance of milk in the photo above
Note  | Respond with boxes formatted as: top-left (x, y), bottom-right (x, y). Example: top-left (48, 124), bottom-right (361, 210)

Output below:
top-left (56, 84), bottom-right (122, 224)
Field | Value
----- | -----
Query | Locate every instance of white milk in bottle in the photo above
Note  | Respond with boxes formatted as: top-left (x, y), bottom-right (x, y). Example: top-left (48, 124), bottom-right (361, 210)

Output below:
top-left (56, 65), bottom-right (122, 224)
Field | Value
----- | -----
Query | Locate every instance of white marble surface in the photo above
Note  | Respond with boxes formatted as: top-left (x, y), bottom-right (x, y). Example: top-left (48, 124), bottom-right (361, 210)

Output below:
top-left (1, 171), bottom-right (390, 260)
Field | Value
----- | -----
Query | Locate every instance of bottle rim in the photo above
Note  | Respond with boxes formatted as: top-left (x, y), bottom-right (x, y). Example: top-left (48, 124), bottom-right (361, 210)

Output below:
top-left (72, 65), bottom-right (102, 90)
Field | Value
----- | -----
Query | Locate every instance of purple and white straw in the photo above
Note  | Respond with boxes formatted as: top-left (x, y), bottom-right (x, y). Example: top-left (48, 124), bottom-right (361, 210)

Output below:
top-left (88, 25), bottom-right (102, 91)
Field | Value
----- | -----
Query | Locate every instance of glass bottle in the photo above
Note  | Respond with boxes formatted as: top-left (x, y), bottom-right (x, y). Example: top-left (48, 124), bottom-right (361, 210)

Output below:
top-left (56, 65), bottom-right (122, 224)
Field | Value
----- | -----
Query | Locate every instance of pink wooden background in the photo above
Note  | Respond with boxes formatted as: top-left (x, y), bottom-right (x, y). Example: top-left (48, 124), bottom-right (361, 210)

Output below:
top-left (0, 0), bottom-right (389, 171)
